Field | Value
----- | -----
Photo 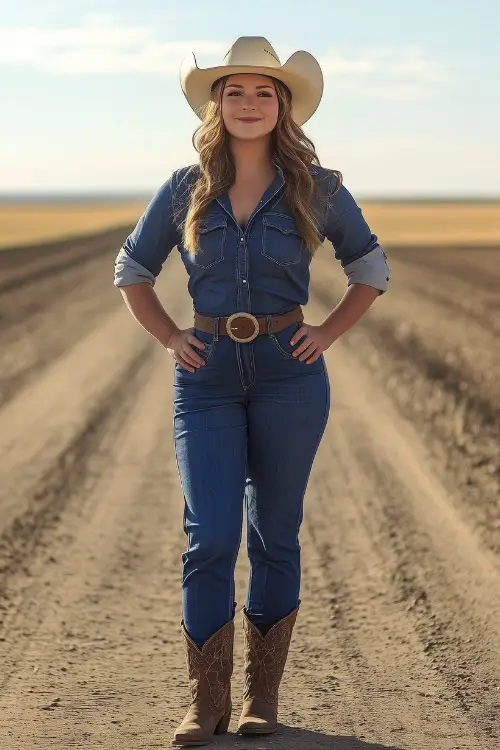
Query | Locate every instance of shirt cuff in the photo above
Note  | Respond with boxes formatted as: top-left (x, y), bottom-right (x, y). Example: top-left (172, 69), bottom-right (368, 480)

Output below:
top-left (343, 244), bottom-right (390, 294)
top-left (113, 247), bottom-right (156, 287)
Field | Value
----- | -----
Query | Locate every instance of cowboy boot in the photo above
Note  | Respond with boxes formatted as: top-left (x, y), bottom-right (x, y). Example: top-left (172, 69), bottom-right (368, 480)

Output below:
top-left (172, 617), bottom-right (234, 747)
top-left (237, 603), bottom-right (299, 735)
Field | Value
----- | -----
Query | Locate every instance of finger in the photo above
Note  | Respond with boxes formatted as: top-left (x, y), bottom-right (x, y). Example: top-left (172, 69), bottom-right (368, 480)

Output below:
top-left (292, 337), bottom-right (313, 357)
top-left (177, 355), bottom-right (196, 373)
top-left (297, 343), bottom-right (317, 361)
top-left (182, 345), bottom-right (206, 367)
top-left (289, 326), bottom-right (307, 346)
top-left (305, 348), bottom-right (321, 364)
top-left (188, 335), bottom-right (206, 351)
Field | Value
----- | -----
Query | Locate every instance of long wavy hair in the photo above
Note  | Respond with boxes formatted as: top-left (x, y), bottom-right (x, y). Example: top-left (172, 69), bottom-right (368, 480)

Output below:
top-left (181, 75), bottom-right (342, 258)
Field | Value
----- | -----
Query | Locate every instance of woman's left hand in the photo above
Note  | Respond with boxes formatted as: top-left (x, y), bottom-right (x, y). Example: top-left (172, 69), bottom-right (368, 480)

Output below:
top-left (289, 323), bottom-right (336, 364)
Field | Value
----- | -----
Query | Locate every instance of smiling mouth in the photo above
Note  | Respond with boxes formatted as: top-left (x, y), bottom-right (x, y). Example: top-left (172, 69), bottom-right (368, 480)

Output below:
top-left (237, 118), bottom-right (261, 122)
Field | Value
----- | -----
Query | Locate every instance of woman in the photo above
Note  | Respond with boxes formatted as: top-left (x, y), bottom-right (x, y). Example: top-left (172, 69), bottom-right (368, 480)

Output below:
top-left (114, 36), bottom-right (390, 747)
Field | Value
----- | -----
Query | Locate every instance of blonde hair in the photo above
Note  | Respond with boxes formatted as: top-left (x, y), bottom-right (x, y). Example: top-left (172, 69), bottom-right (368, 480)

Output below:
top-left (181, 76), bottom-right (342, 258)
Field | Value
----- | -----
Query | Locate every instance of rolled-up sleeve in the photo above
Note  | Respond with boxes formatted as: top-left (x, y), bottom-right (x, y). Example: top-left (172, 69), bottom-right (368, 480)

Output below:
top-left (113, 170), bottom-right (182, 287)
top-left (323, 174), bottom-right (390, 294)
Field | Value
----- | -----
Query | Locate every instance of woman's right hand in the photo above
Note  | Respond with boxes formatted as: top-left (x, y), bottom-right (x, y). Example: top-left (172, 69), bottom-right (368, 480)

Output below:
top-left (166, 328), bottom-right (206, 373)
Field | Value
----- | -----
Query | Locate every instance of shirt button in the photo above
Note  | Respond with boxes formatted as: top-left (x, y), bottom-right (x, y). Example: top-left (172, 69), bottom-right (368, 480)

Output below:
top-left (242, 279), bottom-right (247, 283)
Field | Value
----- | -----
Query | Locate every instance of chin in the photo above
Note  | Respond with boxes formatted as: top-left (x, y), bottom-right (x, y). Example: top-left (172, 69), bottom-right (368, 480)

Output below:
top-left (230, 127), bottom-right (272, 141)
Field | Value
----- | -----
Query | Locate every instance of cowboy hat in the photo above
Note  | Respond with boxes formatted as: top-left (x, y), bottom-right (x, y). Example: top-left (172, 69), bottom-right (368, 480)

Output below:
top-left (179, 36), bottom-right (323, 126)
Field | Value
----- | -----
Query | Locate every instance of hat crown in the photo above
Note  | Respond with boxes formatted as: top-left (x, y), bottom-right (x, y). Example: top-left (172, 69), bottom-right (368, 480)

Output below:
top-left (222, 36), bottom-right (282, 70)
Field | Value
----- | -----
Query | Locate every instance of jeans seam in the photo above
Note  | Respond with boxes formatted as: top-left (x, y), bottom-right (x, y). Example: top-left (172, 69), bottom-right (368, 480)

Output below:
top-left (229, 447), bottom-right (248, 620)
top-left (247, 341), bottom-right (256, 389)
top-left (174, 417), bottom-right (192, 627)
top-left (294, 360), bottom-right (330, 541)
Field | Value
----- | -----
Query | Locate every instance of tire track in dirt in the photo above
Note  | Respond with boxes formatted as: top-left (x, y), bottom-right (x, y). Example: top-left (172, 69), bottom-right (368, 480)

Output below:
top-left (0, 308), bottom-right (152, 552)
top-left (398, 280), bottom-right (500, 338)
top-left (0, 346), bottom-right (154, 680)
top-left (0, 253), bottom-right (188, 592)
top-left (0, 354), bottom-right (186, 748)
top-left (0, 230), bottom-right (132, 408)
top-left (388, 244), bottom-right (500, 292)
top-left (311, 247), bottom-right (500, 556)
top-left (0, 227), bottom-right (131, 295)
top-left (381, 246), bottom-right (500, 338)
top-left (0, 344), bottom-right (153, 590)
top-left (300, 296), bottom-right (500, 748)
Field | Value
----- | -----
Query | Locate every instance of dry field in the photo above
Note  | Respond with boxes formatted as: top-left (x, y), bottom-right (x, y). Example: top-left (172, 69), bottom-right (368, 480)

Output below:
top-left (2, 200), bottom-right (500, 249)
top-left (0, 205), bottom-right (499, 749)
top-left (0, 201), bottom-right (146, 250)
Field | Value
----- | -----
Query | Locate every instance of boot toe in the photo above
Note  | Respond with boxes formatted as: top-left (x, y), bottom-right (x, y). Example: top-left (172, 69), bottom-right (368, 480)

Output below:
top-left (172, 727), bottom-right (210, 747)
top-left (237, 716), bottom-right (277, 735)
top-left (172, 717), bottom-right (215, 746)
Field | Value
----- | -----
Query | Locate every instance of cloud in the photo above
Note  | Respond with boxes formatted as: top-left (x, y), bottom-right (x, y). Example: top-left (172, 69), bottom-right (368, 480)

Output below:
top-left (0, 16), bottom-right (453, 99)
top-left (0, 16), bottom-right (225, 73)
top-left (320, 46), bottom-right (452, 84)
top-left (319, 45), bottom-right (454, 99)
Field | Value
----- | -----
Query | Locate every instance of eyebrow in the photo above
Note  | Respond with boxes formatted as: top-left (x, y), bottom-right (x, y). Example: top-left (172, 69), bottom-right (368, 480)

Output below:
top-left (225, 84), bottom-right (274, 90)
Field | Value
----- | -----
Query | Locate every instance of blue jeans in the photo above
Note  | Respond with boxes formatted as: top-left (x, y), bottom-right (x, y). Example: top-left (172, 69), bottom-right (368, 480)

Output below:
top-left (173, 316), bottom-right (330, 647)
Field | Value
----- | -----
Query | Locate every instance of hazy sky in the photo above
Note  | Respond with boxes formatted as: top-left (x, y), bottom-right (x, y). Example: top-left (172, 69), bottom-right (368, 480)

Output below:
top-left (2, 0), bottom-right (499, 197)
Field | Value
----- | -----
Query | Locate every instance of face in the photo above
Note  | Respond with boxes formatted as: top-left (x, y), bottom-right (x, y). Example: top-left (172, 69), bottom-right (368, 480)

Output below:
top-left (219, 73), bottom-right (279, 140)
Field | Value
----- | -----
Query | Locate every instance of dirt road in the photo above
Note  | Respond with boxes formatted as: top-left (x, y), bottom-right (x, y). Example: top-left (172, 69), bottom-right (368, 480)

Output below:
top-left (0, 230), bottom-right (499, 749)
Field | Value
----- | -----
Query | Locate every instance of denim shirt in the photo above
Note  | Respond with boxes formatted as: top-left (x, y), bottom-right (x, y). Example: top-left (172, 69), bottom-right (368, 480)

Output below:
top-left (113, 162), bottom-right (390, 316)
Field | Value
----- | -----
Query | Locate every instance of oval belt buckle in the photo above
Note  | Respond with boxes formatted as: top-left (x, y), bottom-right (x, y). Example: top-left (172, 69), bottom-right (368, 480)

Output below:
top-left (226, 312), bottom-right (260, 343)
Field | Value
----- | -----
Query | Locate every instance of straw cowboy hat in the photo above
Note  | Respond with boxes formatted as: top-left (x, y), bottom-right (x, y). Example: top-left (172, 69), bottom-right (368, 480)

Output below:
top-left (179, 36), bottom-right (324, 126)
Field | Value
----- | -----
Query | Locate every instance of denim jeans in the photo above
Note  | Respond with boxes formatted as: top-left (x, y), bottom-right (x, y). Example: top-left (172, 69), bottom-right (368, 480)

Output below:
top-left (173, 315), bottom-right (330, 647)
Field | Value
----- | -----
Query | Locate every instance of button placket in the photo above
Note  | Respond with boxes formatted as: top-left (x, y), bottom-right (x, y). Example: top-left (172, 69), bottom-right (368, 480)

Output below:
top-left (214, 174), bottom-right (285, 315)
top-left (237, 233), bottom-right (251, 312)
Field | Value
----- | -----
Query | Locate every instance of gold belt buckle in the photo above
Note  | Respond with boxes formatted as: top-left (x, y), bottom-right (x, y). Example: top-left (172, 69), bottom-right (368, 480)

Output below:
top-left (226, 312), bottom-right (260, 343)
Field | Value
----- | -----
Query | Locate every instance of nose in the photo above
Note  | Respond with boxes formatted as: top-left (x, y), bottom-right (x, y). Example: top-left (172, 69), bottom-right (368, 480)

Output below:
top-left (240, 93), bottom-right (258, 111)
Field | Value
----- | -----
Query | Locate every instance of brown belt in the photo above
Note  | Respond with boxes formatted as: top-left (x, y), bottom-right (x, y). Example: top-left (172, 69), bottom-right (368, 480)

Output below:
top-left (193, 306), bottom-right (303, 343)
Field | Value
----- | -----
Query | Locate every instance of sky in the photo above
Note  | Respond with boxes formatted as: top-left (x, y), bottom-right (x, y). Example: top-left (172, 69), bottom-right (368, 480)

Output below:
top-left (1, 0), bottom-right (499, 198)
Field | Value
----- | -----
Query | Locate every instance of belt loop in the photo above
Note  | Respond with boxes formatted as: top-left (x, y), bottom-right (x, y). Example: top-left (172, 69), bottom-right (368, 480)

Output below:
top-left (213, 316), bottom-right (219, 341)
top-left (265, 314), bottom-right (273, 336)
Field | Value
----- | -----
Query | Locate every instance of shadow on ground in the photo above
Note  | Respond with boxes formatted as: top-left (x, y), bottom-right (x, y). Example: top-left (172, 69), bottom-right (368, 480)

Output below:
top-left (212, 724), bottom-right (405, 749)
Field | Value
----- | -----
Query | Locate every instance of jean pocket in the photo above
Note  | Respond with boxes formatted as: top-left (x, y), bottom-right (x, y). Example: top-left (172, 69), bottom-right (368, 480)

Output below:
top-left (192, 327), bottom-right (217, 364)
top-left (269, 320), bottom-right (304, 360)
top-left (194, 214), bottom-right (227, 269)
top-left (261, 213), bottom-right (304, 266)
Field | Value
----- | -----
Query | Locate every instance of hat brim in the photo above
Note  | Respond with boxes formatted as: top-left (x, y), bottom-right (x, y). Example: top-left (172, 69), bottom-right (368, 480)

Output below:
top-left (179, 50), bottom-right (323, 126)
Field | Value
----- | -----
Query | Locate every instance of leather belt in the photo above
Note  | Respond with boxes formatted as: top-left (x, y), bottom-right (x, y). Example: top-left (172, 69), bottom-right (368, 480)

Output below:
top-left (193, 306), bottom-right (304, 343)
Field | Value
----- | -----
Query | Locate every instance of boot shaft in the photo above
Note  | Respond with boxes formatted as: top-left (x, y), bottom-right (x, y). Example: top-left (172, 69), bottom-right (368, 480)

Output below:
top-left (181, 617), bottom-right (234, 714)
top-left (241, 605), bottom-right (299, 703)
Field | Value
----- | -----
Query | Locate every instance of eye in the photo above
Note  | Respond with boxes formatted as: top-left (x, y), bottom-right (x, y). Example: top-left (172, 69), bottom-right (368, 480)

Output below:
top-left (226, 91), bottom-right (273, 97)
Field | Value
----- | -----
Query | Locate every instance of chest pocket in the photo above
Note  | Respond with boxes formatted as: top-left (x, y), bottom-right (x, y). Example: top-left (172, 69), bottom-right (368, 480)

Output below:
top-left (195, 214), bottom-right (227, 269)
top-left (262, 213), bottom-right (304, 266)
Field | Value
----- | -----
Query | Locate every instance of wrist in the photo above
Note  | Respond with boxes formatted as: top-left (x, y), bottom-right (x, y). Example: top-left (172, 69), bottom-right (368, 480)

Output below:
top-left (161, 326), bottom-right (180, 349)
top-left (319, 316), bottom-right (345, 344)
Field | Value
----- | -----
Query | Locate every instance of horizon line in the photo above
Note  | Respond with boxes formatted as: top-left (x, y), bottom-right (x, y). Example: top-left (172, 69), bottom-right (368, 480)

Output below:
top-left (1, 192), bottom-right (500, 204)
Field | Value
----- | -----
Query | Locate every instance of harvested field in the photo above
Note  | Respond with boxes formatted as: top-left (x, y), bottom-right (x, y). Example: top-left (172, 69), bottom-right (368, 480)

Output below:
top-left (2, 199), bottom-right (500, 249)
top-left (0, 201), bottom-right (146, 249)
top-left (0, 225), bottom-right (499, 749)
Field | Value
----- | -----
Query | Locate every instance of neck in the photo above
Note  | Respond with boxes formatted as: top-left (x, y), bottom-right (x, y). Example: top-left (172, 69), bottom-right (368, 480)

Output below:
top-left (229, 137), bottom-right (275, 180)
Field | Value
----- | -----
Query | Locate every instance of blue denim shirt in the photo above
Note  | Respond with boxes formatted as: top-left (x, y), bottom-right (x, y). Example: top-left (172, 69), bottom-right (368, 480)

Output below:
top-left (113, 162), bottom-right (390, 316)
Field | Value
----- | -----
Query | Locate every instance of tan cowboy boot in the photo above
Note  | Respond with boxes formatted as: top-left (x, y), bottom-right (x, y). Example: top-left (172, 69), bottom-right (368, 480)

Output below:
top-left (172, 617), bottom-right (234, 747)
top-left (237, 604), bottom-right (299, 735)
